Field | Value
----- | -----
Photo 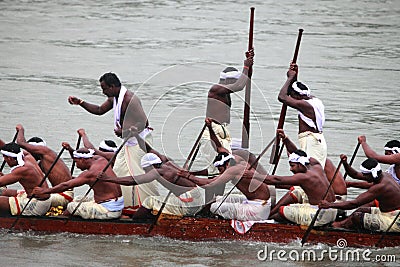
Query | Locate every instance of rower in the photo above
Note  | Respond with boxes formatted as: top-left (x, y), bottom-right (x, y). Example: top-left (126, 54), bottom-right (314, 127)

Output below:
top-left (33, 147), bottom-right (123, 220)
top-left (0, 142), bottom-right (52, 216)
top-left (320, 157), bottom-right (400, 232)
top-left (15, 124), bottom-right (73, 208)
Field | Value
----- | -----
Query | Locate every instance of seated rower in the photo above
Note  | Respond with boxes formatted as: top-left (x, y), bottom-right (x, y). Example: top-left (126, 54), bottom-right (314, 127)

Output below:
top-left (244, 148), bottom-right (337, 226)
top-left (181, 151), bottom-right (271, 221)
top-left (0, 142), bottom-right (52, 216)
top-left (320, 156), bottom-right (400, 232)
top-left (98, 152), bottom-right (204, 219)
top-left (269, 130), bottom-right (347, 218)
top-left (33, 147), bottom-right (123, 220)
top-left (75, 128), bottom-right (117, 163)
top-left (15, 124), bottom-right (73, 209)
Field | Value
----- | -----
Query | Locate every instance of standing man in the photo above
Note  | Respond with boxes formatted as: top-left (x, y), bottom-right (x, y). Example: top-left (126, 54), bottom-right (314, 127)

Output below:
top-left (68, 73), bottom-right (159, 208)
top-left (196, 49), bottom-right (254, 178)
top-left (0, 142), bottom-right (51, 216)
top-left (15, 124), bottom-right (73, 208)
top-left (277, 62), bottom-right (327, 167)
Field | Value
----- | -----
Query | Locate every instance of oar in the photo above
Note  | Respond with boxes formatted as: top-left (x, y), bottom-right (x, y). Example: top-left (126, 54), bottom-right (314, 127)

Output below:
top-left (270, 28), bottom-right (304, 165)
top-left (70, 135), bottom-right (82, 175)
top-left (66, 130), bottom-right (134, 221)
top-left (147, 123), bottom-right (207, 233)
top-left (241, 6), bottom-right (255, 149)
top-left (343, 142), bottom-right (360, 180)
top-left (0, 131), bottom-right (18, 172)
top-left (300, 161), bottom-right (343, 246)
top-left (375, 211), bottom-right (400, 247)
top-left (9, 147), bottom-right (66, 230)
top-left (212, 136), bottom-right (275, 214)
top-left (271, 143), bottom-right (285, 175)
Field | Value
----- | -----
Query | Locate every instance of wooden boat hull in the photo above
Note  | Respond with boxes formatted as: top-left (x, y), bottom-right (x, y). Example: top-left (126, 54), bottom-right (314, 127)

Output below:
top-left (1, 215), bottom-right (399, 248)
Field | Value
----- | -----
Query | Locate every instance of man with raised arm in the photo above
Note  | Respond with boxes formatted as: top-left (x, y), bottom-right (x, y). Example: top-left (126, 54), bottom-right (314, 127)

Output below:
top-left (277, 62), bottom-right (327, 167)
top-left (68, 73), bottom-right (159, 208)
top-left (195, 49), bottom-right (254, 179)
top-left (33, 147), bottom-right (123, 220)
top-left (15, 124), bottom-right (73, 208)
top-left (0, 142), bottom-right (51, 216)
top-left (320, 156), bottom-right (400, 232)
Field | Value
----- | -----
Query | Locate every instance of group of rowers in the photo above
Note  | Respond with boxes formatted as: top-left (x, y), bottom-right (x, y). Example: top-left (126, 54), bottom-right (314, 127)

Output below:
top-left (1, 47), bottom-right (399, 234)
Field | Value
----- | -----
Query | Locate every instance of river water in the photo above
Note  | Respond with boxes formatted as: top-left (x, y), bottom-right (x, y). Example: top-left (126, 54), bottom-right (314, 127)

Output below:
top-left (0, 0), bottom-right (399, 266)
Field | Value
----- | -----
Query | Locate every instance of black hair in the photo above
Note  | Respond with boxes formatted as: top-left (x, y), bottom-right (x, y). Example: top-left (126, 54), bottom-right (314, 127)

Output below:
top-left (27, 137), bottom-right (45, 143)
top-left (293, 149), bottom-right (308, 157)
top-left (99, 140), bottom-right (117, 152)
top-left (99, 72), bottom-right (121, 87)
top-left (384, 140), bottom-right (400, 148)
top-left (288, 81), bottom-right (309, 96)
top-left (222, 67), bottom-right (238, 73)
top-left (213, 152), bottom-right (236, 167)
top-left (361, 158), bottom-right (382, 179)
top-left (2, 142), bottom-right (21, 154)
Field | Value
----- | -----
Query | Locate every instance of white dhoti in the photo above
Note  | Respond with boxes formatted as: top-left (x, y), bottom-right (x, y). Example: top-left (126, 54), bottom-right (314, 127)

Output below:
top-left (280, 203), bottom-right (337, 226)
top-left (210, 194), bottom-right (271, 221)
top-left (9, 191), bottom-right (51, 216)
top-left (113, 130), bottom-right (159, 207)
top-left (199, 122), bottom-right (232, 176)
top-left (66, 196), bottom-right (124, 220)
top-left (49, 190), bottom-right (74, 208)
top-left (298, 131), bottom-right (327, 168)
top-left (142, 186), bottom-right (204, 216)
top-left (363, 207), bottom-right (400, 232)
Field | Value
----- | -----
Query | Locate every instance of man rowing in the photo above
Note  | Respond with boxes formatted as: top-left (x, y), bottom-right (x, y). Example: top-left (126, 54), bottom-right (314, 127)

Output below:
top-left (33, 147), bottom-right (123, 219)
top-left (76, 128), bottom-right (118, 163)
top-left (15, 124), bottom-right (73, 208)
top-left (278, 62), bottom-right (327, 167)
top-left (244, 144), bottom-right (336, 226)
top-left (320, 157), bottom-right (400, 232)
top-left (68, 72), bottom-right (159, 208)
top-left (98, 152), bottom-right (204, 219)
top-left (194, 49), bottom-right (254, 185)
top-left (180, 151), bottom-right (271, 221)
top-left (0, 142), bottom-right (51, 216)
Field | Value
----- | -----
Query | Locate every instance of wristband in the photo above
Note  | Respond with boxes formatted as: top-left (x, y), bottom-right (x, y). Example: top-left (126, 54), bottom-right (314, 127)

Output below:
top-left (79, 99), bottom-right (84, 105)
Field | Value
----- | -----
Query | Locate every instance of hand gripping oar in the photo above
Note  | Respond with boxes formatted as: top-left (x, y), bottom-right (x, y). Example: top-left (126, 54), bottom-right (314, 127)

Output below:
top-left (241, 7), bottom-right (255, 149)
top-left (0, 131), bottom-right (18, 172)
top-left (70, 135), bottom-right (82, 175)
top-left (9, 147), bottom-right (66, 231)
top-left (212, 136), bottom-right (276, 215)
top-left (300, 161), bottom-right (342, 246)
top-left (270, 28), bottom-right (304, 165)
top-left (301, 142), bottom-right (360, 246)
top-left (375, 211), bottom-right (400, 247)
top-left (147, 123), bottom-right (207, 233)
top-left (66, 131), bottom-right (134, 221)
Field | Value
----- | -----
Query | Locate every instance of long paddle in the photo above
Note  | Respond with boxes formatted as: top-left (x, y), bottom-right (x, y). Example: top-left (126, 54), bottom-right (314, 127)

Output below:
top-left (301, 142), bottom-right (360, 246)
top-left (70, 135), bottom-right (82, 175)
top-left (9, 147), bottom-right (66, 230)
top-left (300, 161), bottom-right (343, 246)
top-left (0, 131), bottom-right (18, 172)
top-left (270, 28), bottom-right (304, 164)
top-left (241, 6), bottom-right (255, 149)
top-left (212, 136), bottom-right (275, 214)
top-left (147, 123), bottom-right (207, 233)
top-left (66, 130), bottom-right (134, 220)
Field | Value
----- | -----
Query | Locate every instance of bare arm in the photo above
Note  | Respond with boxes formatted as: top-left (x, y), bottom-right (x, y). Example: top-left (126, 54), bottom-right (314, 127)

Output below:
top-left (320, 187), bottom-right (378, 210)
top-left (341, 154), bottom-right (364, 180)
top-left (359, 135), bottom-right (400, 164)
top-left (346, 181), bottom-right (373, 189)
top-left (68, 96), bottom-right (113, 115)
top-left (33, 176), bottom-right (86, 195)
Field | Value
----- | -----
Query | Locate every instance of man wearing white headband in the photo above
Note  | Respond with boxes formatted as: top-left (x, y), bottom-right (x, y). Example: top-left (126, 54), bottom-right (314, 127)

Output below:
top-left (33, 147), bottom-right (124, 220)
top-left (357, 136), bottom-right (400, 186)
top-left (278, 62), bottom-right (327, 168)
top-left (180, 151), bottom-right (272, 221)
top-left (320, 157), bottom-right (400, 232)
top-left (196, 48), bottom-right (254, 180)
top-left (15, 124), bottom-right (74, 208)
top-left (0, 142), bottom-right (52, 216)
top-left (98, 152), bottom-right (205, 219)
top-left (68, 72), bottom-right (159, 209)
top-left (268, 130), bottom-right (347, 220)
top-left (245, 147), bottom-right (337, 227)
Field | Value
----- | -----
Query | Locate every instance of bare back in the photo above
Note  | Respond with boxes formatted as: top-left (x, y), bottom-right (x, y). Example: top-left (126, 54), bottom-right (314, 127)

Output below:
top-left (206, 84), bottom-right (232, 124)
top-left (120, 91), bottom-right (148, 131)
top-left (372, 173), bottom-right (400, 212)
